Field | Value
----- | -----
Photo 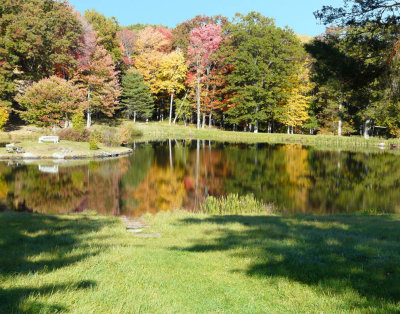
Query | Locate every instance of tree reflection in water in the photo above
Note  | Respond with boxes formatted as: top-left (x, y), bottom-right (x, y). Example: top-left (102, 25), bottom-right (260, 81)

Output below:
top-left (0, 141), bottom-right (400, 216)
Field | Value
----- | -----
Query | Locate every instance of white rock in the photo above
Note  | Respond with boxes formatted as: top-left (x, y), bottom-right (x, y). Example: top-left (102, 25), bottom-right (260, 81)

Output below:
top-left (23, 152), bottom-right (38, 159)
top-left (52, 152), bottom-right (65, 159)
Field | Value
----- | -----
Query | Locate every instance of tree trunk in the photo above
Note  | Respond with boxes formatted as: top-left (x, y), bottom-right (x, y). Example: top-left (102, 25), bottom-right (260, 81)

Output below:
top-left (202, 113), bottom-right (205, 128)
top-left (364, 119), bottom-right (371, 139)
top-left (86, 85), bottom-right (91, 128)
top-left (287, 126), bottom-right (290, 134)
top-left (169, 92), bottom-right (174, 125)
top-left (86, 109), bottom-right (91, 128)
top-left (209, 110), bottom-right (212, 127)
top-left (196, 71), bottom-right (201, 129)
top-left (173, 91), bottom-right (188, 124)
top-left (254, 119), bottom-right (258, 133)
top-left (338, 102), bottom-right (342, 136)
top-left (254, 106), bottom-right (259, 133)
top-left (133, 111), bottom-right (136, 123)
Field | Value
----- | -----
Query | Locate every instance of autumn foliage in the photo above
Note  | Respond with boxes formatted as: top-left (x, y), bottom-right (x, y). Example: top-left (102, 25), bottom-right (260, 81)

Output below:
top-left (15, 76), bottom-right (83, 127)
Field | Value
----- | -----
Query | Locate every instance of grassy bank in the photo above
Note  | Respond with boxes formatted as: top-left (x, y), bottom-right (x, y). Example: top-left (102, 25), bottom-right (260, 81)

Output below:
top-left (126, 121), bottom-right (400, 150)
top-left (1, 211), bottom-right (399, 313)
top-left (2, 122), bottom-right (400, 152)
top-left (0, 141), bottom-right (132, 159)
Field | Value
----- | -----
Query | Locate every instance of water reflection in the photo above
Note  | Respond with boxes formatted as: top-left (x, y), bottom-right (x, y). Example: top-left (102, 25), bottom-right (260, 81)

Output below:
top-left (0, 141), bottom-right (400, 216)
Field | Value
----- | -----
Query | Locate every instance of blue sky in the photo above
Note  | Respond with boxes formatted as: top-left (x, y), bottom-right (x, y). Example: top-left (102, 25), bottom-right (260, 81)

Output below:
top-left (70, 0), bottom-right (344, 36)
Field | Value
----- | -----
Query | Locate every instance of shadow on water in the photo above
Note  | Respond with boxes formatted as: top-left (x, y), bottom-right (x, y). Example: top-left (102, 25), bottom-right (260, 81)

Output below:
top-left (174, 215), bottom-right (400, 307)
top-left (0, 211), bottom-right (113, 313)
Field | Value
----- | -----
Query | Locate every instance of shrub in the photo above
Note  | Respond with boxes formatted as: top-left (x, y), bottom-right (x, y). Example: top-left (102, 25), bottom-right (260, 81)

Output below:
top-left (58, 128), bottom-right (90, 142)
top-left (89, 138), bottom-right (99, 150)
top-left (200, 193), bottom-right (271, 215)
top-left (72, 112), bottom-right (85, 133)
top-left (89, 131), bottom-right (100, 150)
top-left (97, 126), bottom-right (120, 147)
top-left (0, 107), bottom-right (9, 130)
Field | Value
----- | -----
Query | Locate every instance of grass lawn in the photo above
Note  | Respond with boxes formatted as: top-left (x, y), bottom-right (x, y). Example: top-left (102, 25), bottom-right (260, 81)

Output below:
top-left (0, 141), bottom-right (132, 159)
top-left (125, 121), bottom-right (400, 152)
top-left (1, 211), bottom-right (399, 313)
top-left (3, 121), bottom-right (400, 152)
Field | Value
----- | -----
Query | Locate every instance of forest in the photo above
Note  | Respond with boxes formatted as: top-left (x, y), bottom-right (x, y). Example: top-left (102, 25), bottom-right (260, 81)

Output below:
top-left (2, 0), bottom-right (400, 137)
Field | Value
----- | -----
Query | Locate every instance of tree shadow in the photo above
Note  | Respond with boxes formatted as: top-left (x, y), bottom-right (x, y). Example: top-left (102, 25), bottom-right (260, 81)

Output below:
top-left (0, 211), bottom-right (116, 312)
top-left (173, 215), bottom-right (400, 308)
top-left (0, 280), bottom-right (97, 313)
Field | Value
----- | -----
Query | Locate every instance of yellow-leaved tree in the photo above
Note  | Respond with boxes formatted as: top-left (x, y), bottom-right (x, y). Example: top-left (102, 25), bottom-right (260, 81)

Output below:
top-left (279, 61), bottom-right (314, 134)
top-left (133, 26), bottom-right (170, 95)
top-left (158, 49), bottom-right (187, 125)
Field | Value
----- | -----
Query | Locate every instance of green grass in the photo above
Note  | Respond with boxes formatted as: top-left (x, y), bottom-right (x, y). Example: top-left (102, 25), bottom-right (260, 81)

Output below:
top-left (121, 121), bottom-right (400, 151)
top-left (1, 211), bottom-right (399, 313)
top-left (0, 141), bottom-right (132, 159)
top-left (2, 121), bottom-right (400, 152)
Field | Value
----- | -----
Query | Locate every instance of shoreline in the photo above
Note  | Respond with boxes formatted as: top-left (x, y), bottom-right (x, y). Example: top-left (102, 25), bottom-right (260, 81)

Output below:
top-left (0, 140), bottom-right (133, 160)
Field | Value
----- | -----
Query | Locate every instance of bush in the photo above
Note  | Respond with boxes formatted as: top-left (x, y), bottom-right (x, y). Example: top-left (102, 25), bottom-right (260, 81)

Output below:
top-left (58, 128), bottom-right (90, 142)
top-left (0, 107), bottom-right (9, 130)
top-left (200, 193), bottom-right (271, 215)
top-left (89, 138), bottom-right (99, 150)
top-left (89, 131), bottom-right (100, 150)
top-left (72, 112), bottom-right (85, 133)
top-left (97, 126), bottom-right (120, 147)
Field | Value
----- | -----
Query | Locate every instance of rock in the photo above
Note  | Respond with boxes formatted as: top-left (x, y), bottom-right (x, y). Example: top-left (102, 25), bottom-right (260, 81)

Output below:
top-left (23, 152), bottom-right (38, 159)
top-left (52, 152), bottom-right (66, 159)
top-left (59, 147), bottom-right (72, 153)
top-left (135, 233), bottom-right (161, 238)
top-left (96, 152), bottom-right (113, 158)
top-left (127, 229), bottom-right (143, 233)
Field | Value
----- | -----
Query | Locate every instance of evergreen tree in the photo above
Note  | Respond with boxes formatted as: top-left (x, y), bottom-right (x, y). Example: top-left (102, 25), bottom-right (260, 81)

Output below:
top-left (121, 71), bottom-right (154, 122)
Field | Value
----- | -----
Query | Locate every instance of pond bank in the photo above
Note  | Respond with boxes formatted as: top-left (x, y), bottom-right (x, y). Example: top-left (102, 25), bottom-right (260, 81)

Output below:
top-left (0, 140), bottom-right (132, 160)
top-left (1, 211), bottom-right (399, 313)
top-left (130, 121), bottom-right (400, 151)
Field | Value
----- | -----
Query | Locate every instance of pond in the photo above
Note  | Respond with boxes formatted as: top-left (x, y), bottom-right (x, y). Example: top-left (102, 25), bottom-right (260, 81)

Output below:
top-left (0, 140), bottom-right (399, 216)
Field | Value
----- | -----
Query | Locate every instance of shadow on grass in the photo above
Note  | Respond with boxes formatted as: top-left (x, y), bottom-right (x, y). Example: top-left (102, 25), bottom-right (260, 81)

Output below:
top-left (0, 212), bottom-right (114, 312)
top-left (174, 215), bottom-right (400, 307)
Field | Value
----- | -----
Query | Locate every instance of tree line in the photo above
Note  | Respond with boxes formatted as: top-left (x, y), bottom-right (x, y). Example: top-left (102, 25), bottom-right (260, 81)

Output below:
top-left (2, 0), bottom-right (400, 137)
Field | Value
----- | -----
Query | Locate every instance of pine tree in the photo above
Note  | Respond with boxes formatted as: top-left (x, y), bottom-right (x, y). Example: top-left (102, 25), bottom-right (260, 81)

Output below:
top-left (121, 71), bottom-right (154, 122)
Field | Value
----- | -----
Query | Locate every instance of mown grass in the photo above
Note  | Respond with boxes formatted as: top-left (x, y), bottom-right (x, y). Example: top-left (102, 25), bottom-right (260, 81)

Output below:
top-left (0, 141), bottom-right (132, 158)
top-left (118, 121), bottom-right (400, 154)
top-left (1, 211), bottom-right (399, 313)
top-left (2, 121), bottom-right (400, 152)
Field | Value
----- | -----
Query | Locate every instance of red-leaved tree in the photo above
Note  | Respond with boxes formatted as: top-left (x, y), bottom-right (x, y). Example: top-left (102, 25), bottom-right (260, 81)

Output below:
top-left (187, 24), bottom-right (223, 128)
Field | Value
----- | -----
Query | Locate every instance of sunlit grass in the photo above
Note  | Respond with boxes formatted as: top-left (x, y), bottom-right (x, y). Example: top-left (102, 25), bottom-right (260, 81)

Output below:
top-left (123, 121), bottom-right (400, 152)
top-left (0, 141), bottom-right (131, 158)
top-left (1, 211), bottom-right (399, 313)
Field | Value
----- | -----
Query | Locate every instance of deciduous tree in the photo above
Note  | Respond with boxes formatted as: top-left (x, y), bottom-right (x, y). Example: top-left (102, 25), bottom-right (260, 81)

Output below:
top-left (84, 9), bottom-right (122, 64)
top-left (15, 76), bottom-right (83, 128)
top-left (221, 12), bottom-right (303, 133)
top-left (158, 50), bottom-right (187, 124)
top-left (73, 46), bottom-right (121, 127)
top-left (187, 24), bottom-right (224, 128)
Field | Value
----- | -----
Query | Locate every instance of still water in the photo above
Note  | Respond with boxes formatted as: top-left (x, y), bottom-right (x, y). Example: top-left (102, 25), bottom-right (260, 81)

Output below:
top-left (0, 140), bottom-right (399, 216)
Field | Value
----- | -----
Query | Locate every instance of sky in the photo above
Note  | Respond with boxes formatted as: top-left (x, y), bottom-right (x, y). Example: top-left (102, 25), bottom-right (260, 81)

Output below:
top-left (70, 0), bottom-right (344, 37)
